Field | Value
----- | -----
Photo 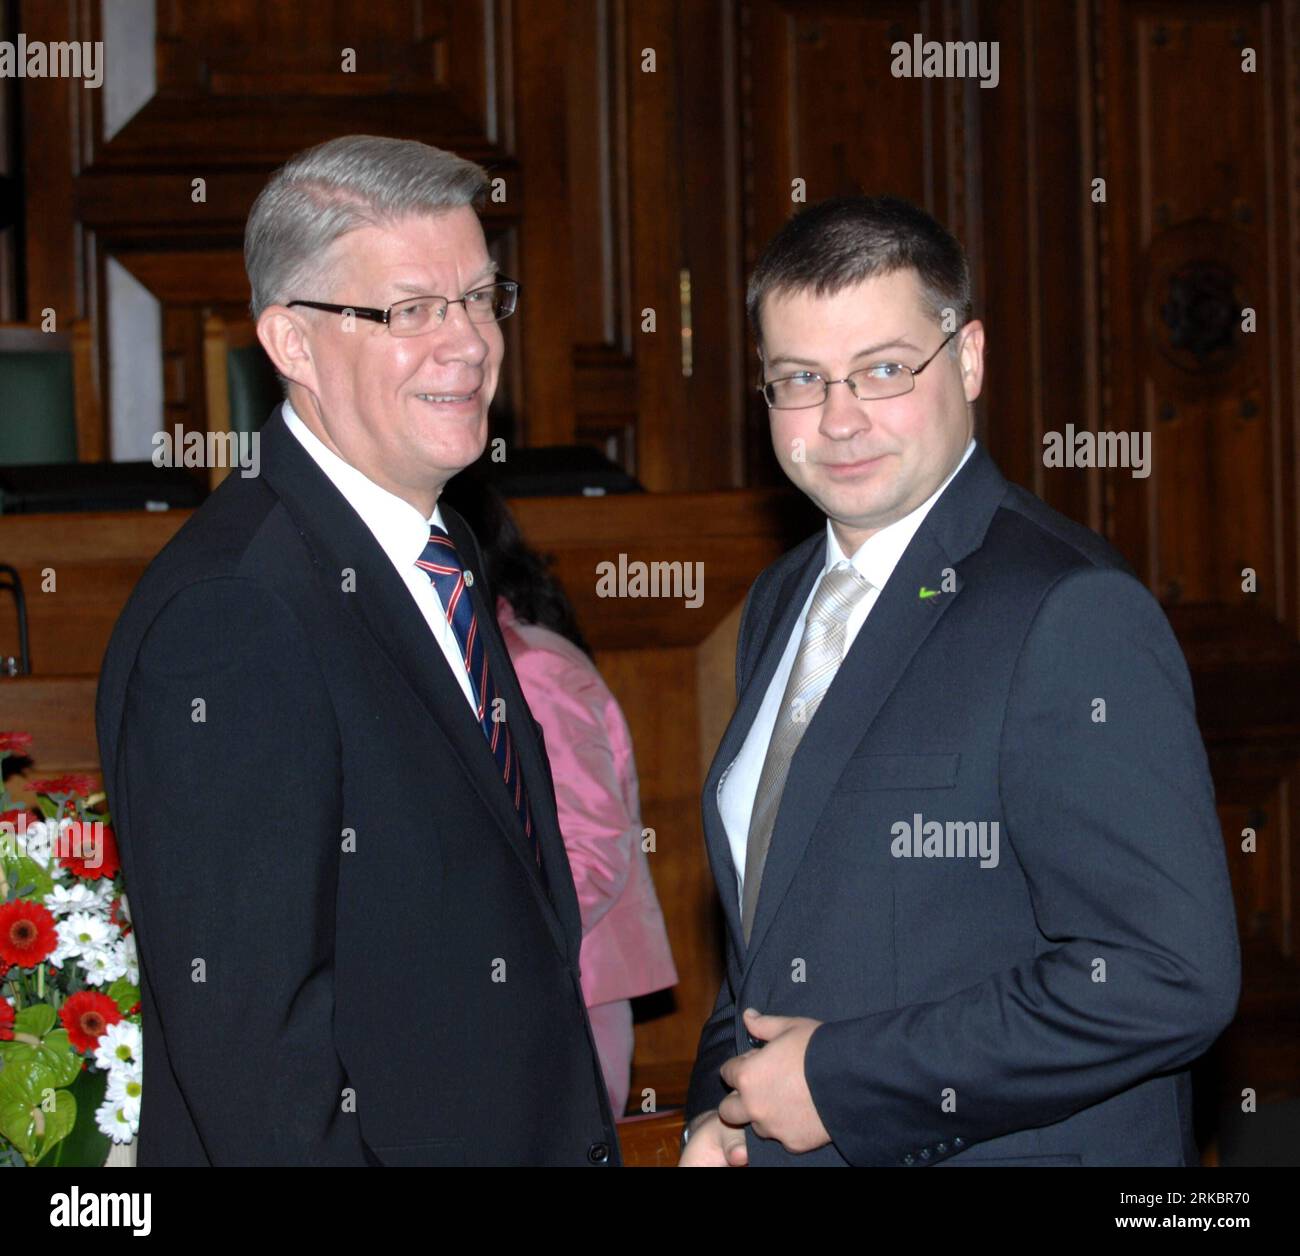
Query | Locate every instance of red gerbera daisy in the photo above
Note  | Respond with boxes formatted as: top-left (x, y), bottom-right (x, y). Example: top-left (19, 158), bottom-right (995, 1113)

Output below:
top-left (0, 999), bottom-right (14, 1040)
top-left (0, 732), bottom-right (34, 755)
top-left (0, 899), bottom-right (59, 968)
top-left (29, 774), bottom-right (97, 799)
top-left (109, 894), bottom-right (132, 935)
top-left (0, 808), bottom-right (37, 851)
top-left (59, 991), bottom-right (123, 1054)
top-left (56, 821), bottom-right (120, 881)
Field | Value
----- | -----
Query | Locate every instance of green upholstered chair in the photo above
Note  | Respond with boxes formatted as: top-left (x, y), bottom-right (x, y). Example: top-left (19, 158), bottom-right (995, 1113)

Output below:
top-left (202, 315), bottom-right (282, 489)
top-left (0, 324), bottom-right (101, 465)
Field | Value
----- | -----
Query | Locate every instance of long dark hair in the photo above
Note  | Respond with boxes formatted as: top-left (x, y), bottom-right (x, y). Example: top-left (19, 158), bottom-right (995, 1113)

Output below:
top-left (440, 468), bottom-right (594, 659)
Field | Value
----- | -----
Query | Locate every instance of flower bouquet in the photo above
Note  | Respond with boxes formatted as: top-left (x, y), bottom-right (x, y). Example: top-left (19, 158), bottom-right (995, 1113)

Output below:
top-left (0, 731), bottom-right (141, 1166)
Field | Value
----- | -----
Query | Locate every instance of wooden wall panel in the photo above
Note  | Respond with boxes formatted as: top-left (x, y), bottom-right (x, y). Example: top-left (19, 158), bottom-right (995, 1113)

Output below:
top-left (18, 0), bottom-right (519, 464)
top-left (1097, 2), bottom-right (1288, 618)
top-left (737, 0), bottom-right (977, 485)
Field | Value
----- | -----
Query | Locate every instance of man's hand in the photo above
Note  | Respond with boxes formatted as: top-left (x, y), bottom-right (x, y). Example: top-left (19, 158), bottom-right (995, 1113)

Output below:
top-left (677, 1109), bottom-right (749, 1166)
top-left (717, 1007), bottom-right (832, 1154)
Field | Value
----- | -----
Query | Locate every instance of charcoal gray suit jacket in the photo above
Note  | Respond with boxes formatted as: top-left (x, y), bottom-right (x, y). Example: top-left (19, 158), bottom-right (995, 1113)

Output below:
top-left (686, 441), bottom-right (1240, 1166)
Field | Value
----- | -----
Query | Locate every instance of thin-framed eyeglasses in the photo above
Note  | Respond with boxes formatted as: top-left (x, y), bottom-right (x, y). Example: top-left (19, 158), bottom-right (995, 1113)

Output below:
top-left (759, 326), bottom-right (962, 409)
top-left (286, 279), bottom-right (519, 337)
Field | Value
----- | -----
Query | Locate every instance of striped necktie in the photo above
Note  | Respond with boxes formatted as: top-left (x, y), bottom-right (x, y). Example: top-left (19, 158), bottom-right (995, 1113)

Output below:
top-left (416, 524), bottom-right (541, 870)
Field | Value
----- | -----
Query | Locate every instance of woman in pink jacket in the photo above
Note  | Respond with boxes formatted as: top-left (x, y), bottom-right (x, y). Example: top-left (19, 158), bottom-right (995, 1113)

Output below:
top-left (442, 476), bottom-right (678, 1116)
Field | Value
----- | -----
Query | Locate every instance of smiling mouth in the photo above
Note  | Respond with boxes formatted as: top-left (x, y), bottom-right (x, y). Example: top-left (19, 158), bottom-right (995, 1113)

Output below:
top-left (415, 389), bottom-right (479, 404)
top-left (822, 453), bottom-right (888, 468)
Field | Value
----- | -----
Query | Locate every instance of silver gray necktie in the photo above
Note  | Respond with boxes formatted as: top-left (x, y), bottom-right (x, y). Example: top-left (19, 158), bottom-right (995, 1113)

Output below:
top-left (741, 563), bottom-right (873, 945)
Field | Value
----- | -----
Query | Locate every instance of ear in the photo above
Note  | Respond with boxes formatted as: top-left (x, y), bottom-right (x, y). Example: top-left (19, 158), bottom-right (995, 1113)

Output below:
top-left (957, 319), bottom-right (985, 404)
top-left (257, 305), bottom-right (320, 395)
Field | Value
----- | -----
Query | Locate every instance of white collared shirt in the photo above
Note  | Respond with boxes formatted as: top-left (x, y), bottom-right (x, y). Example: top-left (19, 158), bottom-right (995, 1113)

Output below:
top-left (280, 399), bottom-right (479, 716)
top-left (718, 438), bottom-right (976, 910)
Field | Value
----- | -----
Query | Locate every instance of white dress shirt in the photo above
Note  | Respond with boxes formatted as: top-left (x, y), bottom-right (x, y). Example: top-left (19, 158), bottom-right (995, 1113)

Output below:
top-left (718, 438), bottom-right (976, 910)
top-left (281, 399), bottom-right (479, 716)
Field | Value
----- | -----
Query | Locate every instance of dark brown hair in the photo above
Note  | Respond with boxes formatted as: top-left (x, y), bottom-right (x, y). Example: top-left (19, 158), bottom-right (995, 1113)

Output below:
top-left (746, 195), bottom-right (972, 355)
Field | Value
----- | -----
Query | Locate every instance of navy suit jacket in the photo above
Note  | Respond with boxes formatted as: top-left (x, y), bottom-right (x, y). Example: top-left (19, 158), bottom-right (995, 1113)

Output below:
top-left (685, 441), bottom-right (1240, 1166)
top-left (95, 406), bottom-right (619, 1166)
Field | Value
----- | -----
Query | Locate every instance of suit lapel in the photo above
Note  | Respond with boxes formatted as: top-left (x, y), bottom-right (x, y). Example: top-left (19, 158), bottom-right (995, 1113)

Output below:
top-left (740, 529), bottom-right (964, 967)
top-left (732, 443), bottom-right (1009, 970)
top-left (702, 536), bottom-right (824, 957)
top-left (257, 409), bottom-right (572, 959)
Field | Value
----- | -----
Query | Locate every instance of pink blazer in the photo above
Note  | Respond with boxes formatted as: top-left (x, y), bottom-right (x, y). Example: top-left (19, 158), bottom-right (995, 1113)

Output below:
top-left (498, 597), bottom-right (678, 1008)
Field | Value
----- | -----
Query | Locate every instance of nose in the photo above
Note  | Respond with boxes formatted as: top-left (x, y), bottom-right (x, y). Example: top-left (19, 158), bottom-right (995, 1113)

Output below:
top-left (818, 378), bottom-right (872, 440)
top-left (432, 300), bottom-right (490, 366)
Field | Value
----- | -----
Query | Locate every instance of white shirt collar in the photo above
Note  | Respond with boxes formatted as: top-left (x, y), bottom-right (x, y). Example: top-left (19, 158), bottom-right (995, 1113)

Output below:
top-left (280, 398), bottom-right (445, 569)
top-left (826, 438), bottom-right (976, 588)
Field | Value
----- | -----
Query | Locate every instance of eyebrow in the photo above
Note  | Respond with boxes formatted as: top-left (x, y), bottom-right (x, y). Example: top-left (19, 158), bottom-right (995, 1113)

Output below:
top-left (765, 337), bottom-right (919, 371)
top-left (390, 260), bottom-right (499, 299)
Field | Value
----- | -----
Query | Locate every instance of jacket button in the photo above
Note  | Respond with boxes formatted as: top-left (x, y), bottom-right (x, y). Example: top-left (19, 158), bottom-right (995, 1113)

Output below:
top-left (587, 1141), bottom-right (610, 1164)
top-left (953, 1137), bottom-right (964, 1149)
top-left (919, 1148), bottom-right (931, 1160)
top-left (936, 1142), bottom-right (948, 1153)
top-left (902, 1153), bottom-right (915, 1166)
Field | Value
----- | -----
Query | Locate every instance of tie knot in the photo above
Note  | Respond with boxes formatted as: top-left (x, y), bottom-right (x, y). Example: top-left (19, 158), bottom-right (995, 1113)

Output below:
top-left (416, 523), bottom-right (467, 588)
top-left (423, 523), bottom-right (458, 560)
top-left (808, 563), bottom-right (871, 628)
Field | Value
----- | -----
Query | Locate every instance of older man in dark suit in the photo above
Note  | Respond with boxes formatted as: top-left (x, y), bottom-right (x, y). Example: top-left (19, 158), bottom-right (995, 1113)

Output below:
top-left (681, 195), bottom-right (1240, 1167)
top-left (96, 135), bottom-right (619, 1166)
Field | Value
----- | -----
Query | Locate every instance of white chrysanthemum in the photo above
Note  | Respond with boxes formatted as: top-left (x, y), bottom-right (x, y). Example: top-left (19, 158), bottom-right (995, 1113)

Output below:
top-left (80, 941), bottom-right (129, 986)
top-left (48, 913), bottom-right (115, 971)
top-left (94, 1020), bottom-right (142, 1071)
top-left (92, 878), bottom-right (117, 910)
top-left (120, 930), bottom-right (139, 984)
top-left (95, 1096), bottom-right (138, 1144)
top-left (12, 818), bottom-right (54, 864)
top-left (105, 1054), bottom-right (142, 1087)
top-left (106, 1069), bottom-right (143, 1121)
top-left (63, 911), bottom-right (115, 950)
top-left (44, 881), bottom-right (112, 917)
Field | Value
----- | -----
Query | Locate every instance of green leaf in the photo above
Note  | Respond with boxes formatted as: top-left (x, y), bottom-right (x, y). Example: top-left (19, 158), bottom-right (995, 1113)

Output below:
top-left (0, 1010), bottom-right (82, 1092)
top-left (107, 977), bottom-right (140, 1014)
top-left (15, 855), bottom-right (55, 899)
top-left (14, 1003), bottom-right (56, 1038)
top-left (0, 1070), bottom-right (75, 1164)
top-left (1, 853), bottom-right (55, 901)
top-left (34, 1068), bottom-right (109, 1167)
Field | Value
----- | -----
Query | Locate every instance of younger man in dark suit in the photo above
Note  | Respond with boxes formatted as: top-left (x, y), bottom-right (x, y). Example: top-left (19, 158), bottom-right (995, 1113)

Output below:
top-left (681, 195), bottom-right (1239, 1167)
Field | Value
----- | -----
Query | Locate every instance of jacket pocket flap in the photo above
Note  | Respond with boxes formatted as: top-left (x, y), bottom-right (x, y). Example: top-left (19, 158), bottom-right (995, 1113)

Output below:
top-left (366, 1137), bottom-right (466, 1167)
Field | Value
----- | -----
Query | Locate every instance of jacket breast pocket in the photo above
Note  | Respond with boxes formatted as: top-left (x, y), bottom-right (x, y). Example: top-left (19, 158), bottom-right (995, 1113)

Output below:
top-left (834, 752), bottom-right (960, 792)
top-left (366, 1137), bottom-right (467, 1167)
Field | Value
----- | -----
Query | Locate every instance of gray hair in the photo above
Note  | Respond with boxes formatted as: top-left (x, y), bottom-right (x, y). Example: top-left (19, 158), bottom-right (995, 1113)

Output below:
top-left (244, 134), bottom-right (491, 320)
